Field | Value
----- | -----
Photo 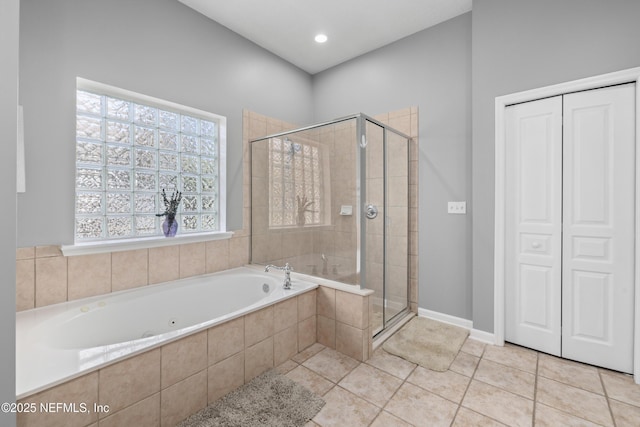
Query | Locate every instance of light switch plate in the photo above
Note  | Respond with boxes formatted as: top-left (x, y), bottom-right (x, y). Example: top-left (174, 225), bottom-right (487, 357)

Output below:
top-left (448, 201), bottom-right (466, 214)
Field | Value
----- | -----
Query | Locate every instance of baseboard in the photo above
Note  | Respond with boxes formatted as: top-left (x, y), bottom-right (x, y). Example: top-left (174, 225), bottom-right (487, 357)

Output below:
top-left (418, 308), bottom-right (496, 345)
top-left (469, 328), bottom-right (496, 345)
top-left (418, 308), bottom-right (473, 329)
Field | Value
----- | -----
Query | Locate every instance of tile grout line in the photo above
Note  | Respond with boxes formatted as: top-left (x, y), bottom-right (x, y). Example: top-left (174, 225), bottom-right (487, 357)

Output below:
top-left (531, 351), bottom-right (539, 426)
top-left (367, 359), bottom-right (419, 427)
top-left (451, 343), bottom-right (486, 425)
top-left (460, 343), bottom-right (538, 426)
top-left (599, 368), bottom-right (618, 427)
top-left (309, 351), bottom-right (362, 427)
top-left (336, 363), bottom-right (401, 420)
top-left (519, 346), bottom-right (617, 426)
top-left (326, 360), bottom-right (370, 424)
top-left (534, 374), bottom-right (613, 426)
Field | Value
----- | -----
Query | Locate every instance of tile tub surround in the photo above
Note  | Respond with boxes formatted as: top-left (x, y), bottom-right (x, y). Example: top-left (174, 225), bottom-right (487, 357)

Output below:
top-left (316, 284), bottom-right (373, 362)
top-left (15, 274), bottom-right (375, 427)
top-left (17, 288), bottom-right (317, 427)
top-left (15, 236), bottom-right (250, 312)
top-left (17, 266), bottom-right (318, 398)
top-left (16, 116), bottom-right (252, 311)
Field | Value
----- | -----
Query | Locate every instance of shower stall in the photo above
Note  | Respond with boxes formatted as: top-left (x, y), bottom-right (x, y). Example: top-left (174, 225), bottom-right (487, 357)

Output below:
top-left (250, 114), bottom-right (410, 336)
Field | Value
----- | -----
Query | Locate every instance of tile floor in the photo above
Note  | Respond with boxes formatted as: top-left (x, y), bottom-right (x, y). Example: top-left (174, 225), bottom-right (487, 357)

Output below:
top-left (276, 339), bottom-right (640, 427)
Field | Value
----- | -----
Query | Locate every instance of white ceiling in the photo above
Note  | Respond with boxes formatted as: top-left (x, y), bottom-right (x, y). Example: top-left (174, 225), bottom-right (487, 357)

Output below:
top-left (178, 0), bottom-right (472, 74)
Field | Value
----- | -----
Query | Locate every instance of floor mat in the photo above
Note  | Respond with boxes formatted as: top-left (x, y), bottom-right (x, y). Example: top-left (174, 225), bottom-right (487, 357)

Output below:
top-left (178, 369), bottom-right (325, 427)
top-left (382, 316), bottom-right (469, 371)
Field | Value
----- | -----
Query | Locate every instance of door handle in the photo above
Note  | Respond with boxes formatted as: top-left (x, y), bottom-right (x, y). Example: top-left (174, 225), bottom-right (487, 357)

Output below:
top-left (365, 204), bottom-right (378, 219)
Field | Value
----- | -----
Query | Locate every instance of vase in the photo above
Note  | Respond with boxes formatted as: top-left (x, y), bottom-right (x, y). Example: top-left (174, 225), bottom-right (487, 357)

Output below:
top-left (296, 211), bottom-right (306, 226)
top-left (162, 217), bottom-right (178, 237)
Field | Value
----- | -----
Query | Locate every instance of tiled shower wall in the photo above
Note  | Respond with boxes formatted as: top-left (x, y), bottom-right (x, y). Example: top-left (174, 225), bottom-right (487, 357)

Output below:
top-left (250, 115), bottom-right (359, 280)
top-left (248, 111), bottom-right (316, 269)
top-left (311, 120), bottom-right (359, 281)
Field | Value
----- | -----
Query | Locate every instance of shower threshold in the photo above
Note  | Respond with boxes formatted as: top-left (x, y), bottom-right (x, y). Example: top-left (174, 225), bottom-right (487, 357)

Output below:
top-left (372, 310), bottom-right (415, 351)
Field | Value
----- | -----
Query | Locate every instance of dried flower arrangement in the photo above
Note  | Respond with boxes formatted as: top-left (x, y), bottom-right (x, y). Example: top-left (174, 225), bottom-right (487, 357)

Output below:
top-left (296, 195), bottom-right (314, 226)
top-left (156, 189), bottom-right (182, 235)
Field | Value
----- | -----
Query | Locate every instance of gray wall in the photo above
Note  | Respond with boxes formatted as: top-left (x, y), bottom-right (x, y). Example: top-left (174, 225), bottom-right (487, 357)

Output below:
top-left (1, 0), bottom-right (18, 423)
top-left (471, 0), bottom-right (640, 332)
top-left (313, 13), bottom-right (473, 320)
top-left (18, 0), bottom-right (314, 246)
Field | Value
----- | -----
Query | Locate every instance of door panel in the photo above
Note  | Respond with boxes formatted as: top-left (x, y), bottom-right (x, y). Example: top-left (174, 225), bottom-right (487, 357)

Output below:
top-left (365, 120), bottom-right (409, 334)
top-left (570, 270), bottom-right (611, 340)
top-left (505, 96), bottom-right (563, 356)
top-left (562, 84), bottom-right (636, 373)
top-left (571, 237), bottom-right (611, 261)
top-left (519, 264), bottom-right (553, 328)
top-left (385, 129), bottom-right (409, 324)
top-left (364, 119), bottom-right (385, 335)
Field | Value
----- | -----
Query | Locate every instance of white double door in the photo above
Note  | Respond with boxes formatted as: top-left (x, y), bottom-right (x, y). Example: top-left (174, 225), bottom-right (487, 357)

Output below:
top-left (505, 84), bottom-right (636, 373)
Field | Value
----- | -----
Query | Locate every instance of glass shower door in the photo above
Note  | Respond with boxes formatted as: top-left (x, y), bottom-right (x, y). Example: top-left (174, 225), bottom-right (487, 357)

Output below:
top-left (363, 119), bottom-right (409, 336)
top-left (364, 119), bottom-right (385, 335)
top-left (384, 129), bottom-right (409, 323)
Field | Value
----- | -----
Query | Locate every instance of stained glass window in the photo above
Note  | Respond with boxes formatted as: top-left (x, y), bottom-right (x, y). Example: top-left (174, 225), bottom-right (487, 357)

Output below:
top-left (75, 81), bottom-right (225, 241)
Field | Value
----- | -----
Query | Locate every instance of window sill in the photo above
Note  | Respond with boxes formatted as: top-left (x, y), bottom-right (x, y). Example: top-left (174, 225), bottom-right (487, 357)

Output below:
top-left (61, 231), bottom-right (234, 257)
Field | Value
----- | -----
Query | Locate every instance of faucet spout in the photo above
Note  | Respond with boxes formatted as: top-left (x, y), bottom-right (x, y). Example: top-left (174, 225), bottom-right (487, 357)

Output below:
top-left (264, 263), bottom-right (293, 290)
top-left (321, 253), bottom-right (328, 275)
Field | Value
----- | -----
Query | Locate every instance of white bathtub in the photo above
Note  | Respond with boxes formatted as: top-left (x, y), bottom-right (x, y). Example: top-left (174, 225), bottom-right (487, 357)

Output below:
top-left (16, 266), bottom-right (317, 399)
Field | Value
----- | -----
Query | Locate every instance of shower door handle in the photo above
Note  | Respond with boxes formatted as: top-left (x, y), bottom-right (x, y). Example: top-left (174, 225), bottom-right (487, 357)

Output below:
top-left (365, 204), bottom-right (378, 219)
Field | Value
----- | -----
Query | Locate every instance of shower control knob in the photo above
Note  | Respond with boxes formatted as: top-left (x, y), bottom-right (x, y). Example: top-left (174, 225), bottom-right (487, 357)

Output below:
top-left (365, 204), bottom-right (378, 219)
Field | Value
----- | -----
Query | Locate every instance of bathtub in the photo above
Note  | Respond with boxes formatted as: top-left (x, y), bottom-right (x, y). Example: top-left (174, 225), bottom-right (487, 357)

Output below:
top-left (16, 266), bottom-right (317, 399)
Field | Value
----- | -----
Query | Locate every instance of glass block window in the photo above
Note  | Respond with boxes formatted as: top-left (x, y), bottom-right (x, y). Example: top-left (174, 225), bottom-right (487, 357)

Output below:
top-left (268, 137), bottom-right (324, 227)
top-left (75, 80), bottom-right (226, 241)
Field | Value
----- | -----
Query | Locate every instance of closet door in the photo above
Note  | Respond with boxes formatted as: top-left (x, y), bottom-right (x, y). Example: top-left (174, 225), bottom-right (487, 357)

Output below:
top-left (562, 84), bottom-right (636, 373)
top-left (505, 96), bottom-right (563, 356)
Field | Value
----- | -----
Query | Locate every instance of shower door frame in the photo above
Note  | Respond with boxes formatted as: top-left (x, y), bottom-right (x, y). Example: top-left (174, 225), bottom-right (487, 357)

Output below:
top-left (358, 114), bottom-right (411, 336)
top-left (249, 113), bottom-right (411, 336)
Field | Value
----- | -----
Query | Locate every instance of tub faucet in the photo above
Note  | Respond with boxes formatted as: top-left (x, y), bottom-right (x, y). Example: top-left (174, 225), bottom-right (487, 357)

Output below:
top-left (321, 253), bottom-right (328, 275)
top-left (265, 263), bottom-right (293, 290)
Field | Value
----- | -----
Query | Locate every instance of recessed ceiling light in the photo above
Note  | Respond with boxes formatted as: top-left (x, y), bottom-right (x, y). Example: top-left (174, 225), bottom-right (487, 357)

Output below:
top-left (314, 34), bottom-right (328, 43)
